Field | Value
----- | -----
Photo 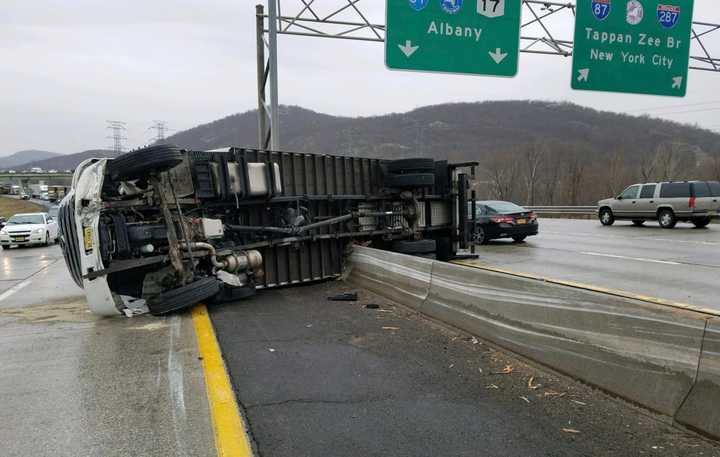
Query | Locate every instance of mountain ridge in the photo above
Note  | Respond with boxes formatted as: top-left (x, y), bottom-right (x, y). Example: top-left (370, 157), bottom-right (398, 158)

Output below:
top-left (0, 150), bottom-right (63, 169)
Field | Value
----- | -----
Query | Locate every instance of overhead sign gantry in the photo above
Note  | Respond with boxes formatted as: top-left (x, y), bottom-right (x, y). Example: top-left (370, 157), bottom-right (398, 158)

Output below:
top-left (256, 0), bottom-right (720, 150)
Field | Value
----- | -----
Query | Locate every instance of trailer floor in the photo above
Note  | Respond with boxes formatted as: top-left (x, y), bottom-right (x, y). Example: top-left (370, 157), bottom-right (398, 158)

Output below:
top-left (210, 281), bottom-right (719, 457)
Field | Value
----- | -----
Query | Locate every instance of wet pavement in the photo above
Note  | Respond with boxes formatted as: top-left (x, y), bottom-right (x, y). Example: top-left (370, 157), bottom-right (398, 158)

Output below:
top-left (0, 244), bottom-right (214, 457)
top-left (211, 282), bottom-right (720, 457)
top-left (464, 218), bottom-right (720, 311)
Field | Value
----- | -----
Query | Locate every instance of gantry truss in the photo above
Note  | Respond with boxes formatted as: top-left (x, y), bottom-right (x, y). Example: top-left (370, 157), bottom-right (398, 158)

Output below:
top-left (256, 1), bottom-right (720, 149)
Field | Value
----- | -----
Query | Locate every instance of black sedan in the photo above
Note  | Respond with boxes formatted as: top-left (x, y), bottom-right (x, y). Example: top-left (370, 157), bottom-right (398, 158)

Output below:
top-left (467, 201), bottom-right (539, 244)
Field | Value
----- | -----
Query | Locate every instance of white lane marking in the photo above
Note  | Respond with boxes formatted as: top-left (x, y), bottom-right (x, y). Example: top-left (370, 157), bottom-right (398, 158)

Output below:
top-left (580, 251), bottom-right (681, 265)
top-left (0, 278), bottom-right (32, 303)
top-left (542, 230), bottom-right (720, 246)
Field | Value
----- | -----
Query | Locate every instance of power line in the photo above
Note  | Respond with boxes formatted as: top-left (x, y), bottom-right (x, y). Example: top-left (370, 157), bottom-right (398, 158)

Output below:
top-left (629, 100), bottom-right (720, 114)
top-left (106, 120), bottom-right (127, 154)
top-left (646, 106), bottom-right (720, 117)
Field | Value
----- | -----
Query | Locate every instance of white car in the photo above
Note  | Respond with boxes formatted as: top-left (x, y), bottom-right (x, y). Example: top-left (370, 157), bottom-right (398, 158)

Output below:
top-left (0, 212), bottom-right (59, 248)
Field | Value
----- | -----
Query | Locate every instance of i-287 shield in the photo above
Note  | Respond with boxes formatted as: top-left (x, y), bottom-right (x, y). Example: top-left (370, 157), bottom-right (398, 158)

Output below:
top-left (477, 0), bottom-right (505, 18)
top-left (657, 4), bottom-right (680, 29)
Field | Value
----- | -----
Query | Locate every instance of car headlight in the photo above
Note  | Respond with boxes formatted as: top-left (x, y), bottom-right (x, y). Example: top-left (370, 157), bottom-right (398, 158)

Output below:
top-left (33, 228), bottom-right (44, 234)
top-left (0, 229), bottom-right (6, 235)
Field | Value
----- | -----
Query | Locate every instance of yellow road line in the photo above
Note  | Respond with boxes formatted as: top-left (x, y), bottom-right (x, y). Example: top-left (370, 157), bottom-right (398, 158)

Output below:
top-left (191, 305), bottom-right (254, 457)
top-left (452, 260), bottom-right (720, 317)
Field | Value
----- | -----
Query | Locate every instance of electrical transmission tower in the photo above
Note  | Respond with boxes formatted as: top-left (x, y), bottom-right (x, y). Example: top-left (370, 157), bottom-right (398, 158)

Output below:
top-left (106, 120), bottom-right (128, 154)
top-left (149, 120), bottom-right (171, 143)
top-left (256, 0), bottom-right (720, 151)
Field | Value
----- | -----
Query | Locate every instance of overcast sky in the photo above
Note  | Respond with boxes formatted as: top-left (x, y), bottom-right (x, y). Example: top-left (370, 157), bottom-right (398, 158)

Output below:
top-left (1, 0), bottom-right (719, 155)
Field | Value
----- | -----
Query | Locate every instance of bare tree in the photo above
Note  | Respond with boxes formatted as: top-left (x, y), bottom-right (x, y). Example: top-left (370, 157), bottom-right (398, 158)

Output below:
top-left (654, 142), bottom-right (683, 182)
top-left (606, 149), bottom-right (627, 196)
top-left (565, 154), bottom-right (585, 206)
top-left (702, 146), bottom-right (720, 181)
top-left (639, 150), bottom-right (658, 182)
top-left (540, 150), bottom-right (562, 205)
top-left (522, 142), bottom-right (546, 206)
top-left (485, 152), bottom-right (521, 201)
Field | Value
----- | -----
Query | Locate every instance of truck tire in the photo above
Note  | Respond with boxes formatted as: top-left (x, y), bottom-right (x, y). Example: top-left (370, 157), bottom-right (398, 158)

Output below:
top-left (391, 239), bottom-right (437, 254)
top-left (384, 173), bottom-right (435, 189)
top-left (107, 144), bottom-right (184, 181)
top-left (148, 277), bottom-right (221, 316)
top-left (387, 158), bottom-right (435, 174)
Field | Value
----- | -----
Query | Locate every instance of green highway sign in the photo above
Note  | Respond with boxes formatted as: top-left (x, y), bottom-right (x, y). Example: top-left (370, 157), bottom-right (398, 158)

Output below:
top-left (572, 0), bottom-right (695, 97)
top-left (385, 0), bottom-right (522, 77)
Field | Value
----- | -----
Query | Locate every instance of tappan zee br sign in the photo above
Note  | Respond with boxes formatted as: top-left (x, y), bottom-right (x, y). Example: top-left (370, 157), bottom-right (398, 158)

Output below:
top-left (572, 0), bottom-right (695, 97)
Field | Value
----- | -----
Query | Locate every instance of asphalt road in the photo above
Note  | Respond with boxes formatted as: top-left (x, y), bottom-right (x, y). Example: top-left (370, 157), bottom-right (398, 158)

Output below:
top-left (464, 218), bottom-right (720, 311)
top-left (3, 222), bottom-right (719, 456)
top-left (0, 244), bottom-right (214, 457)
top-left (211, 282), bottom-right (720, 457)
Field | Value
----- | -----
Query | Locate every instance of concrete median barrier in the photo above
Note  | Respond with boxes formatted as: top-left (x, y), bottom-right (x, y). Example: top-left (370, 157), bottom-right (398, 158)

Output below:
top-left (675, 317), bottom-right (720, 438)
top-left (423, 260), bottom-right (704, 417)
top-left (346, 247), bottom-right (720, 439)
top-left (346, 246), bottom-right (432, 308)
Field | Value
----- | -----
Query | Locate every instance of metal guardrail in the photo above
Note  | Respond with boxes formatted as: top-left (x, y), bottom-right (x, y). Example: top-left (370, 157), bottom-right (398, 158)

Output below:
top-left (526, 206), bottom-right (598, 215)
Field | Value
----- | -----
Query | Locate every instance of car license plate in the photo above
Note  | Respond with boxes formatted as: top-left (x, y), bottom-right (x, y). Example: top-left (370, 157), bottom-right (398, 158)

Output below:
top-left (516, 218), bottom-right (526, 225)
top-left (12, 236), bottom-right (23, 242)
top-left (83, 227), bottom-right (94, 252)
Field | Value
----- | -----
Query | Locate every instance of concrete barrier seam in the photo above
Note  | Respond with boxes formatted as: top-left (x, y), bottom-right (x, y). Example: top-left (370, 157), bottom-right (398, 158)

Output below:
top-left (673, 317), bottom-right (710, 425)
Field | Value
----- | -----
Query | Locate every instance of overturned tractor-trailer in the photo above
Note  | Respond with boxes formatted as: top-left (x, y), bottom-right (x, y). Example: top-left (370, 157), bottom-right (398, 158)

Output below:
top-left (58, 144), bottom-right (477, 316)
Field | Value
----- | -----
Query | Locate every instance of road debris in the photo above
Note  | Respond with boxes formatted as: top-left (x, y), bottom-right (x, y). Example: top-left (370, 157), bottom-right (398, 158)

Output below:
top-left (494, 365), bottom-right (514, 375)
top-left (527, 376), bottom-right (541, 390)
top-left (562, 428), bottom-right (581, 434)
top-left (268, 348), bottom-right (276, 353)
top-left (543, 390), bottom-right (566, 398)
top-left (328, 292), bottom-right (358, 302)
top-left (570, 400), bottom-right (587, 406)
top-left (486, 384), bottom-right (499, 389)
top-left (520, 396), bottom-right (531, 404)
top-left (365, 303), bottom-right (380, 309)
top-left (382, 326), bottom-right (400, 331)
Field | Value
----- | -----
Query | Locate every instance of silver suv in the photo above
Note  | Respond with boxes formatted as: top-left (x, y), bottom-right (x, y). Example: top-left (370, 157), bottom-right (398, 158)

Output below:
top-left (598, 181), bottom-right (720, 229)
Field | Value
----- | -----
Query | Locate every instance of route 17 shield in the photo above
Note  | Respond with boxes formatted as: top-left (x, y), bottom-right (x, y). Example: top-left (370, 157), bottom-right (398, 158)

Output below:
top-left (591, 0), bottom-right (611, 21)
top-left (657, 4), bottom-right (680, 29)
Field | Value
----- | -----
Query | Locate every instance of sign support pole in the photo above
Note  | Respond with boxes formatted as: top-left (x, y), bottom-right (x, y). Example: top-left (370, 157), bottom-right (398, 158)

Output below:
top-left (267, 0), bottom-right (280, 151)
top-left (256, 4), bottom-right (268, 150)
